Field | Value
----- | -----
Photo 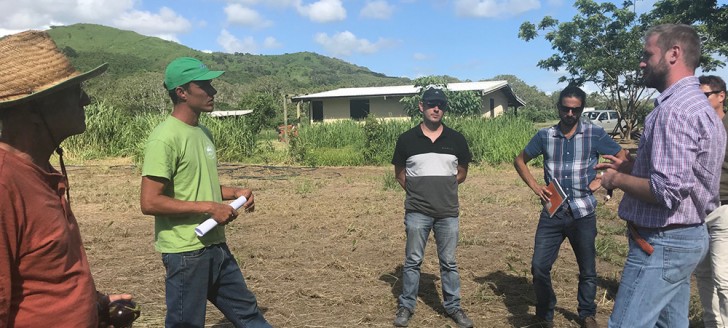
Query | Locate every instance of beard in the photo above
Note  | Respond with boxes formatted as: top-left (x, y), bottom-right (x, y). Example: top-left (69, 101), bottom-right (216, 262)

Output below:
top-left (642, 59), bottom-right (668, 89)
top-left (560, 115), bottom-right (578, 128)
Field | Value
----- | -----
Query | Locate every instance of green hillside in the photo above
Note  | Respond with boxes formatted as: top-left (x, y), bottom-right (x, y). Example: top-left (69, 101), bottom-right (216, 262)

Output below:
top-left (47, 24), bottom-right (410, 94)
top-left (44, 24), bottom-right (552, 122)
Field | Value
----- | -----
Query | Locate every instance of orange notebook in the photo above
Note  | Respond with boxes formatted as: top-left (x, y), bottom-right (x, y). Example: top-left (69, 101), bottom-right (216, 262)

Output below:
top-left (545, 179), bottom-right (568, 217)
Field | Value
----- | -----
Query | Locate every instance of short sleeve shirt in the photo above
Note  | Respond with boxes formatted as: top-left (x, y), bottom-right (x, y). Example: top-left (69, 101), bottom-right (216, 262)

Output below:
top-left (142, 116), bottom-right (225, 253)
top-left (524, 120), bottom-right (622, 218)
top-left (392, 124), bottom-right (472, 218)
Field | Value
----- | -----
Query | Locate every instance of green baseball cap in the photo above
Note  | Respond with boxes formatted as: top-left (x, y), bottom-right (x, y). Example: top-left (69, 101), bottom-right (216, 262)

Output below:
top-left (164, 57), bottom-right (224, 90)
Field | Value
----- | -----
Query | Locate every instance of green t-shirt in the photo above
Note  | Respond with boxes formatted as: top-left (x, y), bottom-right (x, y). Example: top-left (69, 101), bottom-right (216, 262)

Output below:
top-left (142, 116), bottom-right (226, 253)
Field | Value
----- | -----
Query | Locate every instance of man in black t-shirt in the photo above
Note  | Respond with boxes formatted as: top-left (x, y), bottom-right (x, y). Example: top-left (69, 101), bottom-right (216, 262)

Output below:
top-left (391, 86), bottom-right (473, 328)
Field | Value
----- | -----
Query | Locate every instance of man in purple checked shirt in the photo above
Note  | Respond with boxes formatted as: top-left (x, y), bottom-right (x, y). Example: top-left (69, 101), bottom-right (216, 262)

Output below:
top-left (598, 24), bottom-right (727, 327)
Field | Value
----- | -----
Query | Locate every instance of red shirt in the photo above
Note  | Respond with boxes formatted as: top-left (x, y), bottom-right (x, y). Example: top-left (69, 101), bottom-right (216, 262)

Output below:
top-left (0, 148), bottom-right (97, 327)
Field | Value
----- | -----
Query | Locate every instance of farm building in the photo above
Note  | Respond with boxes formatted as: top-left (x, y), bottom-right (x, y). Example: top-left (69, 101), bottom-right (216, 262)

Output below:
top-left (291, 81), bottom-right (526, 123)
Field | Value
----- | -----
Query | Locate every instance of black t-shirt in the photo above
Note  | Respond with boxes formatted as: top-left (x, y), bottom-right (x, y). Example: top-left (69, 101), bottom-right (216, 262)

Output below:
top-left (392, 124), bottom-right (472, 218)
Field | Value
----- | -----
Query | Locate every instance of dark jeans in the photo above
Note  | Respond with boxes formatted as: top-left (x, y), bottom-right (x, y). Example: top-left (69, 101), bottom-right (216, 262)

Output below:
top-left (162, 243), bottom-right (271, 328)
top-left (532, 208), bottom-right (597, 321)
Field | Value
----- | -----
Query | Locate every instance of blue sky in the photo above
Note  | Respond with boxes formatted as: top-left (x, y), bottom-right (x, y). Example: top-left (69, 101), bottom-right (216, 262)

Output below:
top-left (1, 0), bottom-right (726, 94)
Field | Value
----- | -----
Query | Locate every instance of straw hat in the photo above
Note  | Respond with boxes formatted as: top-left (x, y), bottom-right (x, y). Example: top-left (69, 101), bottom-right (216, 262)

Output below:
top-left (0, 30), bottom-right (108, 109)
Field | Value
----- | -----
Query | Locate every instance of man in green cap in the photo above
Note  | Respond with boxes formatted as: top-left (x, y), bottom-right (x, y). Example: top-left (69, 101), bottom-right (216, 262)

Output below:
top-left (140, 57), bottom-right (271, 327)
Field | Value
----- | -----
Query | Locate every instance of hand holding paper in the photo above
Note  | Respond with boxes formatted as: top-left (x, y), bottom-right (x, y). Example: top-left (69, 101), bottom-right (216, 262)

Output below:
top-left (544, 179), bottom-right (568, 217)
top-left (195, 196), bottom-right (247, 237)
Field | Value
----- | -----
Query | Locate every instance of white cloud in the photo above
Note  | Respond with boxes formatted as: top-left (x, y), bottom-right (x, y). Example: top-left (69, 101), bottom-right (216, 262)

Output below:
top-left (224, 4), bottom-right (273, 28)
top-left (263, 36), bottom-right (282, 48)
top-left (217, 29), bottom-right (258, 53)
top-left (454, 0), bottom-right (540, 18)
top-left (413, 53), bottom-right (428, 61)
top-left (314, 31), bottom-right (391, 56)
top-left (361, 1), bottom-right (394, 20)
top-left (0, 2), bottom-right (192, 41)
top-left (297, 0), bottom-right (346, 23)
top-left (0, 0), bottom-right (135, 30)
top-left (113, 7), bottom-right (191, 41)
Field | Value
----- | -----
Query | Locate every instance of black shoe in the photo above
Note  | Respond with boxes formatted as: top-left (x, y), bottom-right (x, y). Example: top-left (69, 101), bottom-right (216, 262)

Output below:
top-left (449, 309), bottom-right (474, 328)
top-left (582, 316), bottom-right (598, 328)
top-left (393, 307), bottom-right (413, 327)
top-left (531, 315), bottom-right (553, 328)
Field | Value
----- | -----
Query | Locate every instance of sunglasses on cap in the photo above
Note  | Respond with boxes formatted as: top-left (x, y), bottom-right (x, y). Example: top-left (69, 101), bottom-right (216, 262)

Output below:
top-left (425, 101), bottom-right (448, 110)
top-left (705, 90), bottom-right (724, 97)
top-left (558, 104), bottom-right (583, 113)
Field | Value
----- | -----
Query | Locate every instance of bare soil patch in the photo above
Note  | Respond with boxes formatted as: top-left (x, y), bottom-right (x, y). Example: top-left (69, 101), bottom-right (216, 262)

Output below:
top-left (69, 162), bottom-right (628, 327)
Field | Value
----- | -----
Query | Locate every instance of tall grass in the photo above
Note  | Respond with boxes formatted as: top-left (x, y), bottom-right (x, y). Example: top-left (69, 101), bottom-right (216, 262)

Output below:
top-left (64, 101), bottom-right (163, 164)
top-left (446, 114), bottom-right (537, 165)
top-left (64, 102), bottom-right (259, 164)
top-left (290, 114), bottom-right (539, 166)
top-left (65, 102), bottom-right (544, 167)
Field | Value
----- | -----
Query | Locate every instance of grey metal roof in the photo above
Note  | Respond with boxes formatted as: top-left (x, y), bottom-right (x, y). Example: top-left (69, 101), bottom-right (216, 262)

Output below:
top-left (209, 110), bottom-right (254, 117)
top-left (291, 81), bottom-right (526, 107)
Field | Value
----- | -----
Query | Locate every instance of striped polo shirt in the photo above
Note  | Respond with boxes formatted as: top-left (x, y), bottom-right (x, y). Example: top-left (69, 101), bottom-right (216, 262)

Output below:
top-left (392, 124), bottom-right (472, 218)
top-left (524, 120), bottom-right (622, 218)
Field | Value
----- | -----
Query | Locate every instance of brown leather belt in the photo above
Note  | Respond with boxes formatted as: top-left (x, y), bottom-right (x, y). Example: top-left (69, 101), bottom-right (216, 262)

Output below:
top-left (626, 222), bottom-right (702, 256)
top-left (633, 223), bottom-right (702, 232)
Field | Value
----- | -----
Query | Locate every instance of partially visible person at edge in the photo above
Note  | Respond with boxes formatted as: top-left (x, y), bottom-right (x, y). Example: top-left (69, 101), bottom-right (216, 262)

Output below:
top-left (514, 85), bottom-right (626, 328)
top-left (694, 74), bottom-right (728, 328)
top-left (0, 30), bottom-right (133, 327)
top-left (391, 86), bottom-right (474, 328)
top-left (139, 57), bottom-right (271, 328)
top-left (597, 24), bottom-right (727, 327)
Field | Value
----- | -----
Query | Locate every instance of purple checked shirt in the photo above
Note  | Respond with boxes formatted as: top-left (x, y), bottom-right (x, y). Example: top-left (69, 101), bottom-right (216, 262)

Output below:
top-left (618, 76), bottom-right (727, 228)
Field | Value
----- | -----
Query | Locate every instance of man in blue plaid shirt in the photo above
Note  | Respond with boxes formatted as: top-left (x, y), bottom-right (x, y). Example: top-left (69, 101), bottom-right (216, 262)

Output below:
top-left (515, 85), bottom-right (626, 328)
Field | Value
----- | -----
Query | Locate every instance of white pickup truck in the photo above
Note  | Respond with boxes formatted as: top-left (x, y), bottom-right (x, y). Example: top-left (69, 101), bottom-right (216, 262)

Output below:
top-left (582, 109), bottom-right (623, 135)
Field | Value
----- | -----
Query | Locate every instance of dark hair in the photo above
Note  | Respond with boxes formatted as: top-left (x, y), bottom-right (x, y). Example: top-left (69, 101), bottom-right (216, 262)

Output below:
top-left (557, 85), bottom-right (587, 108)
top-left (164, 82), bottom-right (191, 105)
top-left (646, 24), bottom-right (701, 70)
top-left (699, 75), bottom-right (726, 93)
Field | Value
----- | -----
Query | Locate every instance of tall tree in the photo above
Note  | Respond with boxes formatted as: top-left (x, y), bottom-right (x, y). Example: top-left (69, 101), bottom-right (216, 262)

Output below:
top-left (519, 0), bottom-right (651, 139)
top-left (643, 0), bottom-right (727, 71)
top-left (399, 76), bottom-right (482, 118)
top-left (490, 74), bottom-right (553, 110)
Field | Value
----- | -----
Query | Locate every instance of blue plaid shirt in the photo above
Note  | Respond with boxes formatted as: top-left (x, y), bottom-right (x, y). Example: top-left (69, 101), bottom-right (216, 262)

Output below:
top-left (525, 120), bottom-right (622, 218)
top-left (618, 76), bottom-right (726, 227)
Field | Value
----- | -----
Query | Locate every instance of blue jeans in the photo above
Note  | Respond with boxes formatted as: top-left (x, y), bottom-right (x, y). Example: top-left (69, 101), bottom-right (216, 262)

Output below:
top-left (532, 208), bottom-right (597, 321)
top-left (398, 211), bottom-right (462, 314)
top-left (162, 243), bottom-right (271, 328)
top-left (608, 224), bottom-right (709, 328)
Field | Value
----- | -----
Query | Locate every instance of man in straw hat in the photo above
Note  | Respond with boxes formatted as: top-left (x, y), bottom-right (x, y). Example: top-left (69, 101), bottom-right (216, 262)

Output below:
top-left (0, 30), bottom-right (133, 327)
top-left (140, 57), bottom-right (271, 327)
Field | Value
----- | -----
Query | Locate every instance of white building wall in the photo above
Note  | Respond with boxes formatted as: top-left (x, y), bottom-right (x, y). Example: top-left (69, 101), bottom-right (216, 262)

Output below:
top-left (369, 96), bottom-right (407, 118)
top-left (316, 90), bottom-right (512, 122)
top-left (481, 92), bottom-right (508, 118)
top-left (321, 96), bottom-right (409, 122)
top-left (321, 98), bottom-right (350, 120)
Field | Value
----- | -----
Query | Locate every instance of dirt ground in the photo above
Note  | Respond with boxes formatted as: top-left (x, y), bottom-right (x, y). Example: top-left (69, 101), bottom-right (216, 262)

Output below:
top-left (70, 161), bottom-right (631, 327)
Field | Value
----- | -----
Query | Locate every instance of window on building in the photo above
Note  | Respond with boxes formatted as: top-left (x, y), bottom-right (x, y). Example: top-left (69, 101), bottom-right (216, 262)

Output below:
top-left (312, 101), bottom-right (323, 122)
top-left (350, 99), bottom-right (370, 120)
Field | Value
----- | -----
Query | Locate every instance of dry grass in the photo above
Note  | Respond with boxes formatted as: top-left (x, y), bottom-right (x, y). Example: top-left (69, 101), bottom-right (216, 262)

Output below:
top-left (68, 161), bottom-right (634, 327)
